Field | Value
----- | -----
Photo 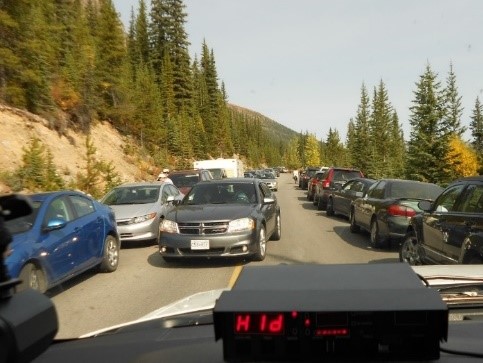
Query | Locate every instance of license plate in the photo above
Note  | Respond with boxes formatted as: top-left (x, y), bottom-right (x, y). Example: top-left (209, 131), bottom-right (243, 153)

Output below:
top-left (191, 240), bottom-right (209, 250)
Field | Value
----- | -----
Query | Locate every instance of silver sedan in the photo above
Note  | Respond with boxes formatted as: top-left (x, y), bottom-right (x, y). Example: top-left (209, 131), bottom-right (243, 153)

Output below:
top-left (101, 182), bottom-right (184, 244)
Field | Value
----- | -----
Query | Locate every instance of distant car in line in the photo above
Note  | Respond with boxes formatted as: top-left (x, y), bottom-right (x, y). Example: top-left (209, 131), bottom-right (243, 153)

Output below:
top-left (101, 182), bottom-right (184, 244)
top-left (168, 169), bottom-right (213, 195)
top-left (314, 167), bottom-right (364, 210)
top-left (350, 179), bottom-right (443, 248)
top-left (5, 190), bottom-right (120, 292)
top-left (399, 176), bottom-right (483, 265)
top-left (159, 178), bottom-right (281, 262)
top-left (325, 177), bottom-right (376, 218)
top-left (259, 172), bottom-right (278, 191)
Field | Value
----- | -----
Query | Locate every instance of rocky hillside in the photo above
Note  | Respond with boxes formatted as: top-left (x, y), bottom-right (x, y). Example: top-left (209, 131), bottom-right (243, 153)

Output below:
top-left (0, 104), bottom-right (156, 194)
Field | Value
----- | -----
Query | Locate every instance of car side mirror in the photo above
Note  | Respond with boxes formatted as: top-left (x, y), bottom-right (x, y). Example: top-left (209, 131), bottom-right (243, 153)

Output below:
top-left (418, 200), bottom-right (432, 212)
top-left (43, 218), bottom-right (67, 232)
top-left (263, 197), bottom-right (275, 204)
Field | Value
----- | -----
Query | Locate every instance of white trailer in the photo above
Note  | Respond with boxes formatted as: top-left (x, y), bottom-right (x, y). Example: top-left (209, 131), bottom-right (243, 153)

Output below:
top-left (193, 158), bottom-right (244, 178)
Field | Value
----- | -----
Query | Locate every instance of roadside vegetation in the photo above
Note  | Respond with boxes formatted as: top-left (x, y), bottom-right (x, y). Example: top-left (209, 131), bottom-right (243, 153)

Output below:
top-left (0, 0), bottom-right (481, 193)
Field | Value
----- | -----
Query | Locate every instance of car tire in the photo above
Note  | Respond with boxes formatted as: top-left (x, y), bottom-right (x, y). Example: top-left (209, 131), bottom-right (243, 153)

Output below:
top-left (349, 209), bottom-right (360, 233)
top-left (317, 196), bottom-right (325, 211)
top-left (326, 197), bottom-right (334, 216)
top-left (19, 263), bottom-right (47, 293)
top-left (99, 235), bottom-right (120, 272)
top-left (270, 213), bottom-right (281, 241)
top-left (253, 226), bottom-right (267, 261)
top-left (399, 232), bottom-right (422, 265)
top-left (370, 219), bottom-right (386, 248)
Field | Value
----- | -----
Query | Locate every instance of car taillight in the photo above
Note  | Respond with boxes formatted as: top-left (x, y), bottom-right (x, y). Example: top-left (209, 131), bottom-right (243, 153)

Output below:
top-left (387, 205), bottom-right (416, 217)
top-left (322, 180), bottom-right (330, 189)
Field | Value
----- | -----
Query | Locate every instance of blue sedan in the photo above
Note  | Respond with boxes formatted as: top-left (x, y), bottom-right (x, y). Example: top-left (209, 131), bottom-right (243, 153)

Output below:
top-left (5, 190), bottom-right (120, 292)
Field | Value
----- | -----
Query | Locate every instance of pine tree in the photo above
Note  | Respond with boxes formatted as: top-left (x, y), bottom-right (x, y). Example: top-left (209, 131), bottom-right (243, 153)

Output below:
top-left (351, 83), bottom-right (372, 175)
top-left (406, 64), bottom-right (451, 183)
top-left (470, 97), bottom-right (483, 174)
top-left (443, 62), bottom-right (465, 136)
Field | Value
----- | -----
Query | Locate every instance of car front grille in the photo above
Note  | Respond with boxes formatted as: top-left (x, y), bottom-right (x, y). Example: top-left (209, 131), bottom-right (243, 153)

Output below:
top-left (178, 221), bottom-right (229, 235)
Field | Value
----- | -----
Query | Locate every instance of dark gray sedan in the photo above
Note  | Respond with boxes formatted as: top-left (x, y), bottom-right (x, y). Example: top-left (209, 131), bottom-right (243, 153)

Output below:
top-left (350, 179), bottom-right (442, 248)
top-left (326, 178), bottom-right (376, 218)
top-left (158, 178), bottom-right (281, 262)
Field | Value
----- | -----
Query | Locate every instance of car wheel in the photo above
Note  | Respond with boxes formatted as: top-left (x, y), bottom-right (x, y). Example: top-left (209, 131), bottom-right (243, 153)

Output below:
top-left (317, 196), bottom-right (324, 211)
top-left (253, 226), bottom-right (267, 261)
top-left (399, 232), bottom-right (422, 265)
top-left (313, 194), bottom-right (318, 206)
top-left (326, 197), bottom-right (334, 216)
top-left (19, 263), bottom-right (47, 293)
top-left (370, 219), bottom-right (385, 248)
top-left (270, 213), bottom-right (281, 241)
top-left (99, 235), bottom-right (120, 272)
top-left (349, 209), bottom-right (360, 233)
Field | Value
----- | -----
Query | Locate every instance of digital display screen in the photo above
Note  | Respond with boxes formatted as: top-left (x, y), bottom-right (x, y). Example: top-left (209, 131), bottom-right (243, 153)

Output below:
top-left (234, 313), bottom-right (284, 335)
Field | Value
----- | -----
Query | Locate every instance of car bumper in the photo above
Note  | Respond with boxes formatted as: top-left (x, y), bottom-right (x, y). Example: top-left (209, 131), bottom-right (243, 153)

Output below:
top-left (159, 230), bottom-right (257, 258)
top-left (116, 219), bottom-right (159, 242)
top-left (385, 217), bottom-right (411, 241)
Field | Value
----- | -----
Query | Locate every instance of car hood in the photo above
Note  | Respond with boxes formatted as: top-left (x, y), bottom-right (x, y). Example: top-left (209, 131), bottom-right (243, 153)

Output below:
top-left (80, 265), bottom-right (483, 338)
top-left (108, 203), bottom-right (158, 219)
top-left (80, 288), bottom-right (227, 338)
top-left (168, 204), bottom-right (255, 222)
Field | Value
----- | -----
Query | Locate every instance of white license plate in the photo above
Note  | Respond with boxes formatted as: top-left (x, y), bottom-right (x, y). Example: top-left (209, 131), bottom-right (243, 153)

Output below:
top-left (191, 240), bottom-right (209, 250)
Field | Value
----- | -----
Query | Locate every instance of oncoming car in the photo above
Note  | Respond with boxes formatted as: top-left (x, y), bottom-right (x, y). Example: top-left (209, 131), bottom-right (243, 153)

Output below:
top-left (158, 178), bottom-right (281, 261)
top-left (4, 190), bottom-right (120, 292)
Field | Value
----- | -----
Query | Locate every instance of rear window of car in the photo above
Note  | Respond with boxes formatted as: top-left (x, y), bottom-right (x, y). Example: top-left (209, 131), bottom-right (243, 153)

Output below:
top-left (170, 173), bottom-right (200, 187)
top-left (388, 181), bottom-right (442, 200)
top-left (332, 170), bottom-right (362, 181)
top-left (5, 201), bottom-right (41, 234)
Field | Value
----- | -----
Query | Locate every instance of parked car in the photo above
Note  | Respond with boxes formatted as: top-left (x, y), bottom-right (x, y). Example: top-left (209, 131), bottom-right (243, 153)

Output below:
top-left (299, 167), bottom-right (319, 190)
top-left (307, 171), bottom-right (326, 201)
top-left (101, 182), bottom-right (184, 244)
top-left (314, 167), bottom-right (364, 210)
top-left (399, 176), bottom-right (483, 265)
top-left (5, 190), bottom-right (120, 292)
top-left (350, 179), bottom-right (443, 248)
top-left (326, 177), bottom-right (376, 218)
top-left (168, 169), bottom-right (213, 195)
top-left (259, 172), bottom-right (278, 191)
top-left (159, 178), bottom-right (281, 262)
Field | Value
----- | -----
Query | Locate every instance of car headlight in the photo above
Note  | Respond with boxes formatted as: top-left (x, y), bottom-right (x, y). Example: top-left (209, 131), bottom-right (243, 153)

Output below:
top-left (160, 219), bottom-right (179, 233)
top-left (227, 218), bottom-right (255, 233)
top-left (131, 212), bottom-right (157, 224)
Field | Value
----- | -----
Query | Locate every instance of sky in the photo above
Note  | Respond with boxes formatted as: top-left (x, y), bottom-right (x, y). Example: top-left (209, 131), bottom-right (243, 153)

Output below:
top-left (112, 0), bottom-right (483, 141)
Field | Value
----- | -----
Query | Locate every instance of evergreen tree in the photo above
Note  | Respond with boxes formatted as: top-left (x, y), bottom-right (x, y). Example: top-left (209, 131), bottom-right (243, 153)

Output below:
top-left (470, 97), bottom-right (483, 174)
top-left (95, 0), bottom-right (126, 117)
top-left (367, 81), bottom-right (393, 179)
top-left (387, 111), bottom-right (406, 178)
top-left (406, 64), bottom-right (451, 183)
top-left (443, 62), bottom-right (465, 136)
top-left (149, 0), bottom-right (192, 112)
top-left (325, 128), bottom-right (346, 166)
top-left (351, 83), bottom-right (372, 175)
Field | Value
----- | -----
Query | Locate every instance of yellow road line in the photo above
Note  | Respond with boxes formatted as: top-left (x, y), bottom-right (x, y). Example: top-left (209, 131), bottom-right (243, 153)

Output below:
top-left (228, 264), bottom-right (243, 288)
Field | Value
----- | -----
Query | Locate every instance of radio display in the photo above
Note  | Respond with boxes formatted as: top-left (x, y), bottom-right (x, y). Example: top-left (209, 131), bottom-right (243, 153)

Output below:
top-left (234, 313), bottom-right (284, 335)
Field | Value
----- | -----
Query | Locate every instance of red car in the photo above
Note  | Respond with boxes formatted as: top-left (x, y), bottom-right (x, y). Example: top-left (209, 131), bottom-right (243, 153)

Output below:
top-left (314, 167), bottom-right (364, 210)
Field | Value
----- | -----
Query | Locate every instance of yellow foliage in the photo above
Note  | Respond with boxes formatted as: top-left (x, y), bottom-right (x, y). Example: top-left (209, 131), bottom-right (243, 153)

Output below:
top-left (446, 136), bottom-right (479, 177)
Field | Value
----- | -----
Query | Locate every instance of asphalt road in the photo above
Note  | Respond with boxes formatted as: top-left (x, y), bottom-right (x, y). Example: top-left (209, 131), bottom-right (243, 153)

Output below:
top-left (50, 173), bottom-right (399, 339)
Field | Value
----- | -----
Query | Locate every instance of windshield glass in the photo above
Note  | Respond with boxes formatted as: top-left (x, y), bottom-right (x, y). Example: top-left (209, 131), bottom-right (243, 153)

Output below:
top-left (1, 0), bottom-right (483, 352)
top-left (102, 186), bottom-right (160, 205)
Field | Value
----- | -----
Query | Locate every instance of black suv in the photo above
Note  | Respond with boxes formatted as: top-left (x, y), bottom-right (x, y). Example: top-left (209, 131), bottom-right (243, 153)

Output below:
top-left (169, 169), bottom-right (213, 195)
top-left (299, 167), bottom-right (320, 190)
top-left (399, 176), bottom-right (483, 265)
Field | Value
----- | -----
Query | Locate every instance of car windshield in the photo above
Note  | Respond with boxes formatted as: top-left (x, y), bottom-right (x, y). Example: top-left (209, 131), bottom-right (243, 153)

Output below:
top-left (102, 186), bottom-right (160, 205)
top-left (2, 1), bottom-right (483, 361)
top-left (183, 183), bottom-right (257, 205)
